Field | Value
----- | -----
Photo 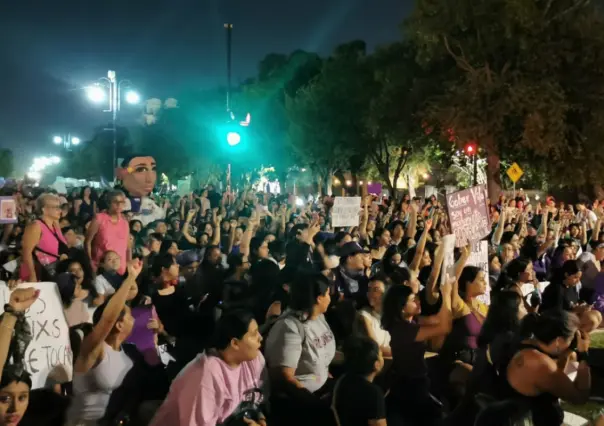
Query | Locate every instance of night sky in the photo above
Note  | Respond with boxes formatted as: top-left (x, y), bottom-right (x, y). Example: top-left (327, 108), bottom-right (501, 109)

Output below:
top-left (0, 0), bottom-right (410, 172)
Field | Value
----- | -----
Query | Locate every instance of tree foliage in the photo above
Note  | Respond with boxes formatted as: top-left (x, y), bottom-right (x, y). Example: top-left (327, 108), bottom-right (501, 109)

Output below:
top-left (237, 50), bottom-right (323, 175)
top-left (406, 0), bottom-right (604, 199)
top-left (285, 41), bottom-right (375, 193)
top-left (0, 149), bottom-right (14, 178)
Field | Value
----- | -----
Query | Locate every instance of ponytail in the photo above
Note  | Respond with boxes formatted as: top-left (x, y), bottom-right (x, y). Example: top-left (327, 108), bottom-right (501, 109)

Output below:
top-left (518, 312), bottom-right (540, 340)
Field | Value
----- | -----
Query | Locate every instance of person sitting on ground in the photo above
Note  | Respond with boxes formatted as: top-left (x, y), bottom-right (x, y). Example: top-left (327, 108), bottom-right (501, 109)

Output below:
top-left (149, 310), bottom-right (266, 426)
top-left (541, 259), bottom-right (603, 332)
top-left (332, 336), bottom-right (386, 426)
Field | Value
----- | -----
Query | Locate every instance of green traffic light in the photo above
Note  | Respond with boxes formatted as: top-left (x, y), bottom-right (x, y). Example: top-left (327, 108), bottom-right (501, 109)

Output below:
top-left (227, 132), bottom-right (241, 146)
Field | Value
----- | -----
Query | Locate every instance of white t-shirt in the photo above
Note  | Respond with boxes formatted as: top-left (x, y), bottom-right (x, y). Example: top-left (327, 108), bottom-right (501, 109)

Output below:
top-left (124, 197), bottom-right (165, 227)
top-left (360, 309), bottom-right (390, 349)
top-left (94, 275), bottom-right (116, 296)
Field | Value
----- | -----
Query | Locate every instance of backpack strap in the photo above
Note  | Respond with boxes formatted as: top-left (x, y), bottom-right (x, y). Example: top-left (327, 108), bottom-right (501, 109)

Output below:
top-left (284, 311), bottom-right (306, 346)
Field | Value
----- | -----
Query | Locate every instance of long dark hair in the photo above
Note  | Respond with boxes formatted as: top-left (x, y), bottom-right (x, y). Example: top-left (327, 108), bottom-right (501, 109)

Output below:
top-left (289, 271), bottom-right (330, 318)
top-left (552, 260), bottom-right (580, 286)
top-left (56, 256), bottom-right (98, 300)
top-left (382, 245), bottom-right (403, 276)
top-left (381, 285), bottom-right (413, 331)
top-left (478, 290), bottom-right (522, 348)
top-left (519, 311), bottom-right (579, 344)
top-left (458, 266), bottom-right (482, 298)
top-left (494, 257), bottom-right (531, 292)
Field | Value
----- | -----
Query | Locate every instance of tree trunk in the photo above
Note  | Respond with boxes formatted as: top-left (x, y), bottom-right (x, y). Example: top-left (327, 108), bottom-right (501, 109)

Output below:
top-left (485, 137), bottom-right (502, 203)
top-left (317, 175), bottom-right (323, 196)
top-left (377, 166), bottom-right (395, 196)
top-left (407, 172), bottom-right (416, 199)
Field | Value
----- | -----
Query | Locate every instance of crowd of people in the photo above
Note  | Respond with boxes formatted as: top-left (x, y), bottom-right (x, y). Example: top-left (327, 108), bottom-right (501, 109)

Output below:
top-left (0, 177), bottom-right (603, 426)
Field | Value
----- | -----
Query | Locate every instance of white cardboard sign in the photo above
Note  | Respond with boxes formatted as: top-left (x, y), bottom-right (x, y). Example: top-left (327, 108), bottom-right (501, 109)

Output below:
top-left (466, 241), bottom-right (491, 305)
top-left (441, 234), bottom-right (457, 286)
top-left (332, 197), bottom-right (362, 228)
top-left (0, 281), bottom-right (73, 389)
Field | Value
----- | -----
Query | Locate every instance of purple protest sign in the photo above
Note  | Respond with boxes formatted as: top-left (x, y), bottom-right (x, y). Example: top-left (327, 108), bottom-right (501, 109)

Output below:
top-left (446, 185), bottom-right (490, 247)
top-left (367, 183), bottom-right (382, 195)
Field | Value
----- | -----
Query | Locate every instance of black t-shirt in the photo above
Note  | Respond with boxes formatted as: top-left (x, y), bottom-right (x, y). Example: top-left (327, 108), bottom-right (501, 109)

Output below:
top-left (389, 319), bottom-right (427, 378)
top-left (334, 374), bottom-right (386, 426)
top-left (541, 281), bottom-right (579, 312)
top-left (152, 287), bottom-right (190, 338)
top-left (419, 287), bottom-right (442, 317)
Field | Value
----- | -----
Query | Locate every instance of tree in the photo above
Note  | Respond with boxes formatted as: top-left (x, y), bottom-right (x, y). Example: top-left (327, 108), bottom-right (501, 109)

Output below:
top-left (0, 149), bottom-right (14, 177)
top-left (362, 42), bottom-right (442, 194)
top-left (407, 0), bottom-right (604, 200)
top-left (237, 50), bottom-right (323, 182)
top-left (285, 41), bottom-right (376, 194)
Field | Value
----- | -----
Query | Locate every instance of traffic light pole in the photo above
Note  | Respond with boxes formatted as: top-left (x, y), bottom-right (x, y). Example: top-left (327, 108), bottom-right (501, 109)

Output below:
top-left (225, 23), bottom-right (233, 193)
top-left (473, 152), bottom-right (478, 186)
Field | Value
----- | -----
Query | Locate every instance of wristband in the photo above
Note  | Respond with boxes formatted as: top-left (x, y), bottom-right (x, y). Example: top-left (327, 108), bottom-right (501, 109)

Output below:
top-left (576, 351), bottom-right (589, 363)
top-left (3, 304), bottom-right (24, 318)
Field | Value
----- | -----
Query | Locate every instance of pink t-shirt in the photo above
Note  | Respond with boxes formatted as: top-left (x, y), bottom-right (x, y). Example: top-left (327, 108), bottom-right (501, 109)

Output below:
top-left (150, 352), bottom-right (265, 426)
top-left (20, 220), bottom-right (67, 281)
top-left (91, 212), bottom-right (129, 275)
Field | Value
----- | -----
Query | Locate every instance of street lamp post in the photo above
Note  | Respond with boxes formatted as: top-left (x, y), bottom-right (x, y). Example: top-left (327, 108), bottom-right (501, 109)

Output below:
top-left (53, 134), bottom-right (81, 150)
top-left (87, 70), bottom-right (140, 181)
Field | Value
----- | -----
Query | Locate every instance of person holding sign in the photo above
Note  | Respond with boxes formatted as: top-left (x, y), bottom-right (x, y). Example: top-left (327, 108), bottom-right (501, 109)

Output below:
top-left (0, 287), bottom-right (39, 426)
top-left (439, 265), bottom-right (489, 405)
top-left (381, 276), bottom-right (454, 426)
top-left (67, 259), bottom-right (142, 425)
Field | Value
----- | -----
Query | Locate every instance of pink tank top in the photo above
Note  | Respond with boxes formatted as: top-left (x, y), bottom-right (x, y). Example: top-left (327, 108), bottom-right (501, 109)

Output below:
top-left (20, 220), bottom-right (67, 281)
top-left (91, 212), bottom-right (129, 275)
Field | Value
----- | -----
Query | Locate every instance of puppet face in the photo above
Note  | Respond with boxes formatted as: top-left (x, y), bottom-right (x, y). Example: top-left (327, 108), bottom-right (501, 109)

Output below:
top-left (118, 156), bottom-right (157, 197)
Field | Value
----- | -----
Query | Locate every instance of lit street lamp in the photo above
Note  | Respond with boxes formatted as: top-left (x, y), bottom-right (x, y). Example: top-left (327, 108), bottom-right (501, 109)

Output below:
top-left (87, 70), bottom-right (141, 180)
top-left (86, 85), bottom-right (106, 103)
top-left (53, 134), bottom-right (81, 150)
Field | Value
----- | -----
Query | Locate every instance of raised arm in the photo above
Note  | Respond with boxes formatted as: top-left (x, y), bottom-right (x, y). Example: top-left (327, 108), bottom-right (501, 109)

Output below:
top-left (415, 277), bottom-right (453, 342)
top-left (75, 260), bottom-right (142, 373)
top-left (410, 219), bottom-right (432, 273)
top-left (0, 288), bottom-right (39, 382)
top-left (491, 208), bottom-right (507, 246)
top-left (181, 209), bottom-right (198, 244)
top-left (211, 209), bottom-right (221, 246)
top-left (425, 242), bottom-right (445, 306)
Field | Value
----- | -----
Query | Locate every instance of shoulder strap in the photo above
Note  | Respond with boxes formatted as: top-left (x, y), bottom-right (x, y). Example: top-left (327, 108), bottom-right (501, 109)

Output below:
top-left (284, 311), bottom-right (306, 345)
top-left (33, 246), bottom-right (60, 259)
top-left (37, 220), bottom-right (68, 254)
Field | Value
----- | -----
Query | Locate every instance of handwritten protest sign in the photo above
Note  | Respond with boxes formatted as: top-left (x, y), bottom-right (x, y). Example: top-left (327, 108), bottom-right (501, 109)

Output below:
top-left (466, 241), bottom-right (491, 305)
top-left (446, 185), bottom-right (490, 247)
top-left (332, 197), bottom-right (362, 228)
top-left (0, 197), bottom-right (17, 224)
top-left (0, 282), bottom-right (73, 389)
top-left (441, 234), bottom-right (457, 286)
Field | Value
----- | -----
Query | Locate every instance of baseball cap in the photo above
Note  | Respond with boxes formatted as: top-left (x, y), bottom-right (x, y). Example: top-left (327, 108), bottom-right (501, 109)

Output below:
top-left (339, 241), bottom-right (369, 258)
top-left (176, 250), bottom-right (200, 267)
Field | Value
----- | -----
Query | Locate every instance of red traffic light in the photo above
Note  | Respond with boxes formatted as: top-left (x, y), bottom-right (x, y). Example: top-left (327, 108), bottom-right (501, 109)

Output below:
top-left (464, 142), bottom-right (477, 156)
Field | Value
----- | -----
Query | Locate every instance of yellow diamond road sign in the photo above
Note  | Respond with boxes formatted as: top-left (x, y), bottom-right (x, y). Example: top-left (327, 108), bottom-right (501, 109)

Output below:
top-left (506, 162), bottom-right (524, 183)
